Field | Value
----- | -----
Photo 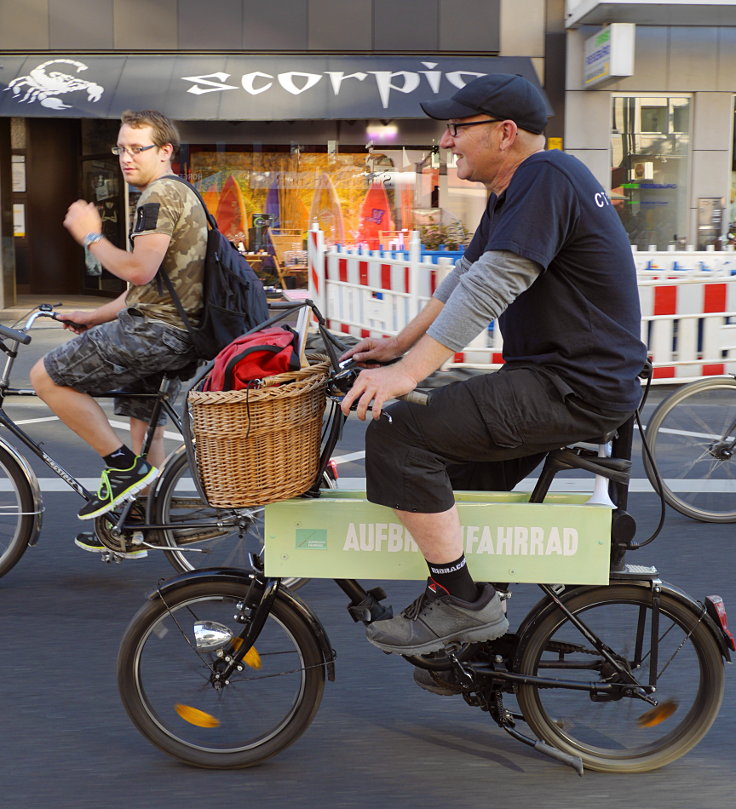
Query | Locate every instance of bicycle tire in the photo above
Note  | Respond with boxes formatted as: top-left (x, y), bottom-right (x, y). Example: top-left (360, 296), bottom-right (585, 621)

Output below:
top-left (152, 447), bottom-right (334, 588)
top-left (0, 444), bottom-right (37, 578)
top-left (117, 578), bottom-right (325, 769)
top-left (516, 584), bottom-right (724, 773)
top-left (643, 376), bottom-right (736, 522)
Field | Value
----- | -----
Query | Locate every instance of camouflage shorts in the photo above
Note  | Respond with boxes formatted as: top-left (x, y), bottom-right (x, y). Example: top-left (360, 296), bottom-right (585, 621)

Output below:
top-left (44, 307), bottom-right (198, 424)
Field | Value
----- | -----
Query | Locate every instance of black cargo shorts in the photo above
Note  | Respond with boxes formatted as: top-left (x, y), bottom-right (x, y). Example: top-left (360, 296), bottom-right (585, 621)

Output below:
top-left (365, 365), bottom-right (632, 513)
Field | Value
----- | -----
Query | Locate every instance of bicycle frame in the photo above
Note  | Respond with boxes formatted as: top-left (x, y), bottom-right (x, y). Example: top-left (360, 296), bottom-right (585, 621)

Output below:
top-left (0, 306), bottom-right (205, 543)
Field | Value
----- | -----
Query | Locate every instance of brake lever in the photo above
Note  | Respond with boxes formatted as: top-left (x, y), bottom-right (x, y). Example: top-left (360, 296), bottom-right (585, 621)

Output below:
top-left (51, 313), bottom-right (88, 331)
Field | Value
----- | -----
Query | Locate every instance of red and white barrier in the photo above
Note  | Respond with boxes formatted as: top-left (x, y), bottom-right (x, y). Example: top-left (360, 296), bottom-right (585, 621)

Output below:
top-left (307, 227), bottom-right (736, 382)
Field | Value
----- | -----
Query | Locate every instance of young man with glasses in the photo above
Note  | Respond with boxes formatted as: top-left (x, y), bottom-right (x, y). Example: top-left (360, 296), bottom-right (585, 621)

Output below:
top-left (30, 109), bottom-right (206, 552)
top-left (340, 74), bottom-right (646, 691)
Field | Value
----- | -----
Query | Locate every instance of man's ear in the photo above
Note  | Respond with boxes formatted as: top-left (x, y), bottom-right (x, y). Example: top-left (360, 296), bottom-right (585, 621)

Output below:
top-left (498, 120), bottom-right (519, 150)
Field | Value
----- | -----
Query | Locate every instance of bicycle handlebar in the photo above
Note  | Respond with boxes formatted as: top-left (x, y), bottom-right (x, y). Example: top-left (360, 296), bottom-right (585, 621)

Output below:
top-left (0, 323), bottom-right (31, 345)
top-left (397, 390), bottom-right (429, 406)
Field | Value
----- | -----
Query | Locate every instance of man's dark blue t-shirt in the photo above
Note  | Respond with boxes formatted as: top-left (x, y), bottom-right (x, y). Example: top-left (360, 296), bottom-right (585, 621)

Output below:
top-left (463, 149), bottom-right (646, 412)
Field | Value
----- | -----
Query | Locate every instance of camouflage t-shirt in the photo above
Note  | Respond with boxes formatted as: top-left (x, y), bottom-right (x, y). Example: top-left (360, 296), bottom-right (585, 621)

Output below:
top-left (125, 176), bottom-right (207, 329)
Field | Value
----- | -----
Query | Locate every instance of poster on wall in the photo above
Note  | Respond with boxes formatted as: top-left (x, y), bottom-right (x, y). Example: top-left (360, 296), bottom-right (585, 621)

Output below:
top-left (12, 203), bottom-right (25, 238)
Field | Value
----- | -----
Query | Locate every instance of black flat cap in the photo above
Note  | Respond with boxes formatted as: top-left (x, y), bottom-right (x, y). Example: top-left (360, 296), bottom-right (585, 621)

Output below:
top-left (420, 73), bottom-right (548, 134)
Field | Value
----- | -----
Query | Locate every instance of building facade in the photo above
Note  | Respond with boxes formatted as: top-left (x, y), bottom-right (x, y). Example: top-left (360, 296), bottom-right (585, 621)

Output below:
top-left (0, 0), bottom-right (555, 305)
top-left (564, 0), bottom-right (736, 251)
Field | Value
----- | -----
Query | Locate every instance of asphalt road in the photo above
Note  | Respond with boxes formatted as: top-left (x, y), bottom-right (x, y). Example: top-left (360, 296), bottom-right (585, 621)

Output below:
top-left (0, 316), bottom-right (733, 809)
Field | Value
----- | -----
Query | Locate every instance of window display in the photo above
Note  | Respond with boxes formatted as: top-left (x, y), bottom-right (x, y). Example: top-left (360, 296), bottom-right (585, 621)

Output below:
top-left (610, 95), bottom-right (691, 250)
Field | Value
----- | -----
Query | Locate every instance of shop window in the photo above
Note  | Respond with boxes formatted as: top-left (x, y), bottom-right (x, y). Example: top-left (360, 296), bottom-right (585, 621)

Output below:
top-left (610, 95), bottom-right (691, 250)
top-left (80, 118), bottom-right (127, 294)
top-left (183, 144), bottom-right (444, 259)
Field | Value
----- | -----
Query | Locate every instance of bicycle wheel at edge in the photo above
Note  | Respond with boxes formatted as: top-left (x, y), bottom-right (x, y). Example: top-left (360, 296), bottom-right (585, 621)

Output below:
top-left (117, 578), bottom-right (325, 769)
top-left (0, 444), bottom-right (37, 577)
top-left (516, 584), bottom-right (724, 773)
top-left (643, 376), bottom-right (736, 522)
top-left (152, 448), bottom-right (334, 588)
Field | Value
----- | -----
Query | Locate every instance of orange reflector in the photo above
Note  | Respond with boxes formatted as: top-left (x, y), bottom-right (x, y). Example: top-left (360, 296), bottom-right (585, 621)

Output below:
top-left (636, 699), bottom-right (678, 728)
top-left (231, 638), bottom-right (262, 669)
top-left (175, 704), bottom-right (220, 728)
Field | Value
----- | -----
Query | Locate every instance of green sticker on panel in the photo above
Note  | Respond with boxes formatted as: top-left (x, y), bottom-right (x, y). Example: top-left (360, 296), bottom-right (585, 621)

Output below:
top-left (295, 528), bottom-right (328, 550)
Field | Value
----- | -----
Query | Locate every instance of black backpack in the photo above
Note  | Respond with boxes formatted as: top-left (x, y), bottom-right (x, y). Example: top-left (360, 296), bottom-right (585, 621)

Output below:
top-left (157, 175), bottom-right (269, 360)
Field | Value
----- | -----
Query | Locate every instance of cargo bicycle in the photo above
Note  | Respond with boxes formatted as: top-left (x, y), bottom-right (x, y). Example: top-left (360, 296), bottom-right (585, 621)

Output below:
top-left (116, 300), bottom-right (734, 775)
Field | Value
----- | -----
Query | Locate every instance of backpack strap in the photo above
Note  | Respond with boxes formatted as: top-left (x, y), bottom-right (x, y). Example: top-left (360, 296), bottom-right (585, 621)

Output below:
top-left (152, 174), bottom-right (213, 340)
top-left (158, 267), bottom-right (195, 336)
top-left (161, 174), bottom-right (218, 231)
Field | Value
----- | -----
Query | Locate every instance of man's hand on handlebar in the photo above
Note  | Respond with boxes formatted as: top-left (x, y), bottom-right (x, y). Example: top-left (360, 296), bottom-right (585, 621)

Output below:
top-left (340, 335), bottom-right (403, 366)
top-left (339, 362), bottom-right (420, 421)
top-left (53, 311), bottom-right (94, 334)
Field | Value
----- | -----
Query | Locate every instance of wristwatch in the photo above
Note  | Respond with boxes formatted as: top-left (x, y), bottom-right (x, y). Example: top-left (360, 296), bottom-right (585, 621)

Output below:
top-left (83, 232), bottom-right (104, 248)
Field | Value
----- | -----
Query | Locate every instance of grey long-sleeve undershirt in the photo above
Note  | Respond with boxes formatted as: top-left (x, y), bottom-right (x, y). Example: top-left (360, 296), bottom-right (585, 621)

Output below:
top-left (427, 250), bottom-right (542, 352)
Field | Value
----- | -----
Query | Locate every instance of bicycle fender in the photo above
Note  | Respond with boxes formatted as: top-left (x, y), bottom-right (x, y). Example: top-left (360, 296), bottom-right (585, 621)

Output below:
top-left (0, 433), bottom-right (43, 546)
top-left (150, 568), bottom-right (336, 680)
top-left (514, 580), bottom-right (731, 665)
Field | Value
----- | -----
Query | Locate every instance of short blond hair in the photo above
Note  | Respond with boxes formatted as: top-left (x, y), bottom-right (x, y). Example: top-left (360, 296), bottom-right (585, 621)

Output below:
top-left (120, 109), bottom-right (180, 153)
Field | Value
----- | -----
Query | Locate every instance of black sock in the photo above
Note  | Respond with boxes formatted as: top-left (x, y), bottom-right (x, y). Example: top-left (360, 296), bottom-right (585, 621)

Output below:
top-left (426, 555), bottom-right (480, 602)
top-left (103, 445), bottom-right (137, 469)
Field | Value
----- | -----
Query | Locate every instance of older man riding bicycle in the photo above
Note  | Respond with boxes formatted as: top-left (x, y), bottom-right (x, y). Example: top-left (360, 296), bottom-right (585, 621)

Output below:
top-left (341, 73), bottom-right (647, 661)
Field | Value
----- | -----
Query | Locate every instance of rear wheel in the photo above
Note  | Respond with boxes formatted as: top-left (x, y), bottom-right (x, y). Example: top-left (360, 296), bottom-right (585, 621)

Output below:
top-left (516, 585), bottom-right (725, 773)
top-left (117, 578), bottom-right (325, 769)
top-left (152, 448), bottom-right (334, 588)
top-left (643, 376), bottom-right (736, 522)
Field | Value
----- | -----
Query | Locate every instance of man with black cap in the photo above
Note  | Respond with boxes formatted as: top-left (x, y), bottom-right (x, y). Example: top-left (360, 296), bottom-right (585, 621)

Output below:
top-left (340, 74), bottom-right (646, 682)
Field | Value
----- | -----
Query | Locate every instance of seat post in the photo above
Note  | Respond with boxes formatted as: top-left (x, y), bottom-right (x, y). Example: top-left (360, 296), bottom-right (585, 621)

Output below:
top-left (609, 414), bottom-right (635, 513)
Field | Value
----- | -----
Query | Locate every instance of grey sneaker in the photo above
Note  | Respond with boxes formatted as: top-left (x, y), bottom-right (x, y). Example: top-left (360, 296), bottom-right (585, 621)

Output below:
top-left (365, 582), bottom-right (509, 655)
top-left (413, 666), bottom-right (463, 696)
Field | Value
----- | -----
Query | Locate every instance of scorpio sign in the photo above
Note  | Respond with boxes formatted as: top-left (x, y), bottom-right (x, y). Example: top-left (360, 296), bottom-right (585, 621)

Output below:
top-left (6, 59), bottom-right (104, 110)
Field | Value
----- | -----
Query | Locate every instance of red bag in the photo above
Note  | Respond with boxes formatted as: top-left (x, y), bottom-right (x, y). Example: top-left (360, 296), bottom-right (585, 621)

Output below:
top-left (202, 325), bottom-right (301, 392)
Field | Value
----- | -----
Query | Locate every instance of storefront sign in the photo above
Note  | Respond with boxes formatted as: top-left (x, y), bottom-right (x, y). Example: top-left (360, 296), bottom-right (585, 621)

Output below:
top-left (0, 55), bottom-right (545, 120)
top-left (584, 23), bottom-right (635, 88)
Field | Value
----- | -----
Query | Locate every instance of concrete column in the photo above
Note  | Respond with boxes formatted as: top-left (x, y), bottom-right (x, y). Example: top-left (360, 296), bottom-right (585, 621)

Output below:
top-left (0, 118), bottom-right (17, 310)
top-left (689, 92), bottom-right (733, 244)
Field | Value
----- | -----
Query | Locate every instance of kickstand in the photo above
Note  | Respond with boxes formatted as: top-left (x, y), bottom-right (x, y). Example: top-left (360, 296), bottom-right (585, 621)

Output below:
top-left (502, 725), bottom-right (584, 776)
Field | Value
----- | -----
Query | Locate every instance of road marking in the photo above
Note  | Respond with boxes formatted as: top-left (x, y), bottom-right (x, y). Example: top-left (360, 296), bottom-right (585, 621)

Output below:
top-left (0, 477), bottom-right (729, 494)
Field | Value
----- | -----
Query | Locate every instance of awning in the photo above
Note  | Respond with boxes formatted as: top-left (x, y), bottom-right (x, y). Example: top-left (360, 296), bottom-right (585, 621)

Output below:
top-left (0, 54), bottom-right (545, 121)
top-left (567, 0), bottom-right (736, 28)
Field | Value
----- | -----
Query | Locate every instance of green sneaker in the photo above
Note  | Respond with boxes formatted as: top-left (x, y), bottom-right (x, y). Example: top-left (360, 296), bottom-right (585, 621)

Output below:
top-left (78, 457), bottom-right (158, 521)
top-left (74, 532), bottom-right (148, 559)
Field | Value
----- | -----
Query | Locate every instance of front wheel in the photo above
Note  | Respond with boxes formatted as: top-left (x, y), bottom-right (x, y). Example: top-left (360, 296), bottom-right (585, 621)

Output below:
top-left (117, 578), bottom-right (325, 769)
top-left (151, 448), bottom-right (334, 588)
top-left (0, 444), bottom-right (37, 578)
top-left (643, 376), bottom-right (736, 522)
top-left (516, 584), bottom-right (725, 773)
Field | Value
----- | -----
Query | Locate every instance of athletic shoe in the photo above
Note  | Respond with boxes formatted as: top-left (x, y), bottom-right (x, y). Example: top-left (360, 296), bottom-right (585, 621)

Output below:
top-left (78, 457), bottom-right (159, 521)
top-left (365, 581), bottom-right (508, 655)
top-left (412, 666), bottom-right (463, 696)
top-left (74, 532), bottom-right (148, 559)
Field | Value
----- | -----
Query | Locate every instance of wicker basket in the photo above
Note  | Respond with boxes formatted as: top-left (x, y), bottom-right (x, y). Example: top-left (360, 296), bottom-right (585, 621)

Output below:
top-left (187, 355), bottom-right (330, 507)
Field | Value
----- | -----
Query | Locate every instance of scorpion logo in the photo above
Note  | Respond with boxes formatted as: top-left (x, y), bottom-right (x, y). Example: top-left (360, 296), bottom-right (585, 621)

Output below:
top-left (6, 59), bottom-right (104, 110)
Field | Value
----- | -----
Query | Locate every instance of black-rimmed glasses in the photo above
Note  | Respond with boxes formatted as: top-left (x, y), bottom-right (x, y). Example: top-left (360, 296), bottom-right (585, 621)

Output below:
top-left (445, 119), bottom-right (503, 137)
top-left (111, 144), bottom-right (157, 156)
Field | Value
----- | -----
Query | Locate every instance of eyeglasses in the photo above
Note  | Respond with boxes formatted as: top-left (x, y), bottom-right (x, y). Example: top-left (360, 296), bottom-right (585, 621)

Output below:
top-left (111, 144), bottom-right (157, 156)
top-left (445, 119), bottom-right (503, 137)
